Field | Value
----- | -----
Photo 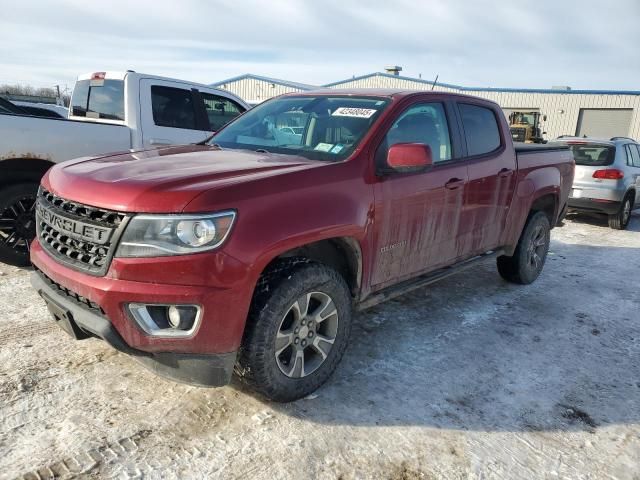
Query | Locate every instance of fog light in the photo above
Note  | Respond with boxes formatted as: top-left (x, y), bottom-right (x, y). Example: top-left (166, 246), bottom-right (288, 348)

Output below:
top-left (168, 306), bottom-right (181, 328)
top-left (128, 303), bottom-right (201, 337)
top-left (167, 305), bottom-right (198, 330)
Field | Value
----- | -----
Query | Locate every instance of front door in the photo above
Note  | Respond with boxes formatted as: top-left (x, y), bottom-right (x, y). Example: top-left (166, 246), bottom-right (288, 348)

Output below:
top-left (139, 79), bottom-right (212, 148)
top-left (371, 101), bottom-right (468, 288)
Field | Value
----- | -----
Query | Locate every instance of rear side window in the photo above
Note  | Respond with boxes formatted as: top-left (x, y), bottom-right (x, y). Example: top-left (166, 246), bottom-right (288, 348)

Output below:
top-left (625, 144), bottom-right (640, 168)
top-left (459, 104), bottom-right (501, 156)
top-left (569, 145), bottom-right (615, 166)
top-left (71, 79), bottom-right (125, 121)
top-left (151, 86), bottom-right (196, 129)
top-left (201, 93), bottom-right (244, 131)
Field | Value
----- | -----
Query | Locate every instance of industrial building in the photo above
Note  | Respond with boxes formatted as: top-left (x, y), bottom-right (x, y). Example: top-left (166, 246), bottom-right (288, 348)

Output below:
top-left (212, 68), bottom-right (640, 140)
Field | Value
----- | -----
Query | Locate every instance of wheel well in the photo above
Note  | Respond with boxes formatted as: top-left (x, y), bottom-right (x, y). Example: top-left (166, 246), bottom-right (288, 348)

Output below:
top-left (0, 158), bottom-right (54, 188)
top-left (530, 193), bottom-right (557, 224)
top-left (265, 238), bottom-right (362, 297)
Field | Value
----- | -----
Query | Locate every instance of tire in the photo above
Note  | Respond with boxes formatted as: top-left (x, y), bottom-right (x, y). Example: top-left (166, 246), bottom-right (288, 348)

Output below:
top-left (497, 211), bottom-right (551, 285)
top-left (608, 194), bottom-right (633, 230)
top-left (237, 258), bottom-right (353, 402)
top-left (0, 182), bottom-right (39, 267)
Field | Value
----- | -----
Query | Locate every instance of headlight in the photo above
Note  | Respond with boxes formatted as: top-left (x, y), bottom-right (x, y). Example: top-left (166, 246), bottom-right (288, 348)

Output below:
top-left (115, 211), bottom-right (236, 257)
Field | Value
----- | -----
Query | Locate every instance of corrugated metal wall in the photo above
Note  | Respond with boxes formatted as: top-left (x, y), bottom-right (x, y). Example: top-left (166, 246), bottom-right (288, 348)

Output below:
top-left (470, 90), bottom-right (640, 140)
top-left (215, 74), bottom-right (640, 140)
top-left (327, 75), bottom-right (640, 140)
top-left (216, 78), bottom-right (309, 104)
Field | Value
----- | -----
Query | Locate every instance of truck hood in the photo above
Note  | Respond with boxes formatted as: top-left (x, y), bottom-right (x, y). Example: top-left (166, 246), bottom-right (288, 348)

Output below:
top-left (44, 145), bottom-right (324, 212)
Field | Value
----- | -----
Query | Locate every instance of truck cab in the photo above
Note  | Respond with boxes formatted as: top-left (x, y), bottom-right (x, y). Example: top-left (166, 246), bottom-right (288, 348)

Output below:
top-left (69, 71), bottom-right (247, 148)
top-left (508, 111), bottom-right (546, 144)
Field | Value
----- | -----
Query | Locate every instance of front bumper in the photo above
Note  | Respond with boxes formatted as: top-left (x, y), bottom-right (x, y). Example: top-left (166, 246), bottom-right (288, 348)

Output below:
top-left (568, 197), bottom-right (621, 215)
top-left (29, 237), bottom-right (258, 386)
top-left (31, 270), bottom-right (237, 386)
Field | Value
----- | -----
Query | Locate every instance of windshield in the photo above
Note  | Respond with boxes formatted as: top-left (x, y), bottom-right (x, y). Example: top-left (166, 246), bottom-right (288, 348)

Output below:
top-left (568, 144), bottom-right (615, 166)
top-left (211, 95), bottom-right (390, 161)
top-left (511, 112), bottom-right (537, 125)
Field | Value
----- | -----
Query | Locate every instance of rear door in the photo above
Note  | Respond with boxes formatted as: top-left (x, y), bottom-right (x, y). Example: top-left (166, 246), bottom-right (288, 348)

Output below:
top-left (456, 101), bottom-right (517, 255)
top-left (371, 98), bottom-right (468, 288)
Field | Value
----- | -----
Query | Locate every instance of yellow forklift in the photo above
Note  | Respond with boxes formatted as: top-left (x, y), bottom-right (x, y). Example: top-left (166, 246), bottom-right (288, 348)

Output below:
top-left (508, 111), bottom-right (547, 143)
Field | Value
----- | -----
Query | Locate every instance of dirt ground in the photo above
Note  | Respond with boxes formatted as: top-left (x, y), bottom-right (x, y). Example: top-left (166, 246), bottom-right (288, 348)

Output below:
top-left (1, 211), bottom-right (639, 480)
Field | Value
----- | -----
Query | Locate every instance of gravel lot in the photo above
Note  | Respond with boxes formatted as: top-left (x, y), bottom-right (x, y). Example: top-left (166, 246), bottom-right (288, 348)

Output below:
top-left (1, 211), bottom-right (639, 480)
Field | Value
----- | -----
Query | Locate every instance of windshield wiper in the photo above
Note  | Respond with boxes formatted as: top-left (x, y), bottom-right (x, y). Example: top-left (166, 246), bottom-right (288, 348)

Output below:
top-left (255, 148), bottom-right (270, 154)
top-left (195, 132), bottom-right (217, 145)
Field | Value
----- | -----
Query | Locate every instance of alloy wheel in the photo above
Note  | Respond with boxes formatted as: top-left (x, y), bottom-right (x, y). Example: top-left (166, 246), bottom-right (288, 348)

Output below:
top-left (275, 291), bottom-right (339, 378)
top-left (622, 199), bottom-right (631, 225)
top-left (527, 225), bottom-right (547, 270)
top-left (0, 195), bottom-right (37, 254)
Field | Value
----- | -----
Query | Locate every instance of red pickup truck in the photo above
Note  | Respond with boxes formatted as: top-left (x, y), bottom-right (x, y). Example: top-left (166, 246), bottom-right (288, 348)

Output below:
top-left (30, 90), bottom-right (574, 401)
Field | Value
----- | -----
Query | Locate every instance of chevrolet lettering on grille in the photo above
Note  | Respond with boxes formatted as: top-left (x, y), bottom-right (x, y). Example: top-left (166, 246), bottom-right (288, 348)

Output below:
top-left (36, 202), bottom-right (112, 245)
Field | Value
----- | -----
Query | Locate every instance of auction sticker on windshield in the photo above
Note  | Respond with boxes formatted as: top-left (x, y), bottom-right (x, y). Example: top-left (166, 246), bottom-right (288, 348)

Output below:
top-left (314, 143), bottom-right (334, 152)
top-left (332, 107), bottom-right (377, 118)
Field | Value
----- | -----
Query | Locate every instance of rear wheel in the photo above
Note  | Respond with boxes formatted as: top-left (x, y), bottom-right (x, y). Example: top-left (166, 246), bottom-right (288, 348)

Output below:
top-left (608, 194), bottom-right (633, 230)
top-left (497, 211), bottom-right (551, 285)
top-left (0, 183), bottom-right (39, 267)
top-left (237, 259), bottom-right (352, 402)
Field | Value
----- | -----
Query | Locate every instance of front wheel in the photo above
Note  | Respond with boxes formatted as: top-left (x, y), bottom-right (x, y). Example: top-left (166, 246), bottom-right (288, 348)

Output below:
top-left (0, 183), bottom-right (39, 267)
top-left (608, 195), bottom-right (633, 230)
top-left (497, 211), bottom-right (551, 285)
top-left (237, 260), bottom-right (352, 402)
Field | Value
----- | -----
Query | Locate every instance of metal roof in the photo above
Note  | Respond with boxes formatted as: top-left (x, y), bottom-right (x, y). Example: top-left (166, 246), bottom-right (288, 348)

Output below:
top-left (323, 72), bottom-right (640, 96)
top-left (211, 73), bottom-right (318, 91)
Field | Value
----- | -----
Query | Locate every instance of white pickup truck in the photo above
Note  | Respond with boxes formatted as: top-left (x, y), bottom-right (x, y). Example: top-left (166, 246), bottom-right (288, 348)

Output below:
top-left (0, 71), bottom-right (249, 266)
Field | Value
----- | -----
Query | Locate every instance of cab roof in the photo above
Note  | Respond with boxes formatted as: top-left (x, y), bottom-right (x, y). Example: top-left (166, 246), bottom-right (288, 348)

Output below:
top-left (283, 88), bottom-right (500, 103)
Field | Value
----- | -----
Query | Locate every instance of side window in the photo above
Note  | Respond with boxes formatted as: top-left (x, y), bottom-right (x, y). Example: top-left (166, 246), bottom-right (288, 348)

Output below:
top-left (380, 102), bottom-right (452, 163)
top-left (624, 145), bottom-right (633, 166)
top-left (201, 93), bottom-right (245, 131)
top-left (151, 86), bottom-right (197, 130)
top-left (459, 103), bottom-right (501, 156)
top-left (628, 144), bottom-right (640, 168)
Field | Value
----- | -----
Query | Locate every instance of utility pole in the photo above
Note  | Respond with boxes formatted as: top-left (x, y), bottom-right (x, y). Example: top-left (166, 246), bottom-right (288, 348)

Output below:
top-left (55, 85), bottom-right (62, 105)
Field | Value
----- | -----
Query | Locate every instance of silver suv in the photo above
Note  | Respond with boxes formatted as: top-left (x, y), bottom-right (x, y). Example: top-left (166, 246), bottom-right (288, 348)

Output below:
top-left (551, 136), bottom-right (640, 229)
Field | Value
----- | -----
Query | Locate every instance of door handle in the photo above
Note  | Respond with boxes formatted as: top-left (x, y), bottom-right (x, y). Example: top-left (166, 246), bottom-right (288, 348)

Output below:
top-left (445, 178), bottom-right (465, 190)
top-left (498, 168), bottom-right (514, 178)
top-left (149, 138), bottom-right (172, 146)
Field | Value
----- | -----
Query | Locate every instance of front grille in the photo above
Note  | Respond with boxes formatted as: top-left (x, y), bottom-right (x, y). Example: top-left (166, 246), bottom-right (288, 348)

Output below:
top-left (511, 127), bottom-right (527, 142)
top-left (36, 189), bottom-right (129, 276)
top-left (35, 267), bottom-right (106, 316)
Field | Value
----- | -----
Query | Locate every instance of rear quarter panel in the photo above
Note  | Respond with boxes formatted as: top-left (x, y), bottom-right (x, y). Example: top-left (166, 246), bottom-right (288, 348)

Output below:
top-left (501, 147), bottom-right (574, 253)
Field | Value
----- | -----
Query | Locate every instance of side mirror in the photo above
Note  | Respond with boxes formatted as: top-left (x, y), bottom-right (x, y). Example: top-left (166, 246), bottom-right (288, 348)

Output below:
top-left (386, 143), bottom-right (433, 173)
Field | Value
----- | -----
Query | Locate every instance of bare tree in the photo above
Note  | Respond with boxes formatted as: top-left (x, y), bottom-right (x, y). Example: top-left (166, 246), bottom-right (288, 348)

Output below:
top-left (0, 83), bottom-right (69, 106)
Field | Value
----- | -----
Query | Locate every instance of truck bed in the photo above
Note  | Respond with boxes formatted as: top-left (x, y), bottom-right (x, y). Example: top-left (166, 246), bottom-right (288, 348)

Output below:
top-left (0, 113), bottom-right (130, 163)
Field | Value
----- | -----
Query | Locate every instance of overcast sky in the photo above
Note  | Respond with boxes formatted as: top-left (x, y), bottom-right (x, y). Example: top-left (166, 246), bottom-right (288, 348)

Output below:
top-left (2, 0), bottom-right (638, 93)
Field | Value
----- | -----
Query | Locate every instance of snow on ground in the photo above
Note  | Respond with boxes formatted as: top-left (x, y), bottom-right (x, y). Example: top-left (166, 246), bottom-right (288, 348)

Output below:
top-left (1, 211), bottom-right (639, 479)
